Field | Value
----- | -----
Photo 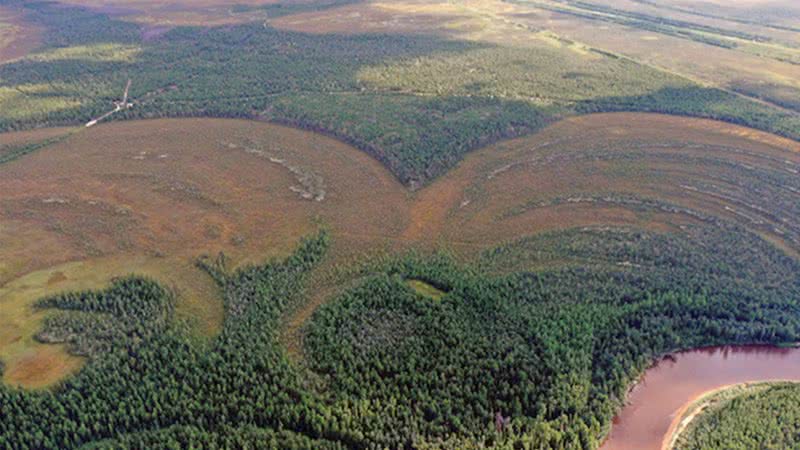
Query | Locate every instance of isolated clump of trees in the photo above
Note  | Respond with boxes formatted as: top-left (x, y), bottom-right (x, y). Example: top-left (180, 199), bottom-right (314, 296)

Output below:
top-left (35, 276), bottom-right (173, 357)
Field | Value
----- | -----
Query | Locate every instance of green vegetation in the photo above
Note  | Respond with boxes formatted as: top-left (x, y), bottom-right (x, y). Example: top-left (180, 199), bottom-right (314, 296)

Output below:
top-left (628, 0), bottom-right (800, 34)
top-left (576, 86), bottom-right (800, 140)
top-left (357, 46), bottom-right (690, 105)
top-left (24, 44), bottom-right (141, 63)
top-left (305, 223), bottom-right (800, 448)
top-left (2, 222), bottom-right (798, 448)
top-left (405, 279), bottom-right (447, 300)
top-left (0, 135), bottom-right (68, 165)
top-left (34, 277), bottom-right (174, 358)
top-left (2, 1), bottom-right (800, 448)
top-left (81, 426), bottom-right (347, 450)
top-left (511, 0), bottom-right (800, 62)
top-left (230, 0), bottom-right (361, 19)
top-left (0, 232), bottom-right (346, 449)
top-left (514, 0), bottom-right (755, 49)
top-left (0, 1), bottom-right (798, 185)
top-left (675, 382), bottom-right (800, 450)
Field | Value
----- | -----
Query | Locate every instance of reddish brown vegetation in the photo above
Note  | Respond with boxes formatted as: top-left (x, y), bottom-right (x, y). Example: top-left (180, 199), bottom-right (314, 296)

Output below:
top-left (1, 113), bottom-right (798, 386)
top-left (0, 5), bottom-right (41, 64)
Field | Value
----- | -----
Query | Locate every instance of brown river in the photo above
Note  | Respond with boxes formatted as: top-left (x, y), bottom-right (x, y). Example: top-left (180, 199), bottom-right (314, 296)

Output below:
top-left (600, 345), bottom-right (800, 450)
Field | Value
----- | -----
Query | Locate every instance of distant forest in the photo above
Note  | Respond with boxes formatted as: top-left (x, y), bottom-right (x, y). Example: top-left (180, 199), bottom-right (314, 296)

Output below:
top-left (0, 1), bottom-right (798, 185)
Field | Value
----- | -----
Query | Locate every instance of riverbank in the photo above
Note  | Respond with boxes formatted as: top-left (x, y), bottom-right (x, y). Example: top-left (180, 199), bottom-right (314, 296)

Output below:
top-left (666, 381), bottom-right (800, 449)
top-left (601, 346), bottom-right (800, 450)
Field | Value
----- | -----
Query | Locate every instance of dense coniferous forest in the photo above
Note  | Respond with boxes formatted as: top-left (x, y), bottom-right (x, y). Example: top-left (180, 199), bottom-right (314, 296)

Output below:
top-left (2, 1), bottom-right (800, 448)
top-left (675, 382), bottom-right (800, 449)
top-left (0, 233), bottom-right (345, 449)
top-left (3, 222), bottom-right (797, 448)
top-left (35, 277), bottom-right (174, 358)
top-left (306, 224), bottom-right (800, 448)
top-left (1, 0), bottom-right (799, 184)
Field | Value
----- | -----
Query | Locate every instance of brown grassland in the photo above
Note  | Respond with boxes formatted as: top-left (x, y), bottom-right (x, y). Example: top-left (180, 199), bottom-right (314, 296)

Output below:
top-left (0, 4), bottom-right (41, 64)
top-left (1, 113), bottom-right (798, 387)
top-left (0, 118), bottom-right (408, 387)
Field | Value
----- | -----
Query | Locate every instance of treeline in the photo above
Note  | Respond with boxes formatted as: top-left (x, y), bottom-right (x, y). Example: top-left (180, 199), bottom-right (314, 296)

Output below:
top-left (676, 382), bottom-right (800, 449)
top-left (0, 135), bottom-right (69, 166)
top-left (575, 86), bottom-right (800, 144)
top-left (81, 425), bottom-right (348, 450)
top-left (0, 232), bottom-right (362, 449)
top-left (1, 227), bottom-right (799, 448)
top-left (305, 223), bottom-right (800, 448)
top-left (231, 0), bottom-right (361, 19)
top-left (1, 1), bottom-right (798, 185)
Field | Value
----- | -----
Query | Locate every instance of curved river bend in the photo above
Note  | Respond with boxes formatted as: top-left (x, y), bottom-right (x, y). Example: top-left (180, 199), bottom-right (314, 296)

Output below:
top-left (600, 345), bottom-right (800, 450)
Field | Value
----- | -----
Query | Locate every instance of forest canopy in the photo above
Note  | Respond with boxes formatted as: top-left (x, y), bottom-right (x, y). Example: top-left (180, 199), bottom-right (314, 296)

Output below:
top-left (2, 223), bottom-right (798, 448)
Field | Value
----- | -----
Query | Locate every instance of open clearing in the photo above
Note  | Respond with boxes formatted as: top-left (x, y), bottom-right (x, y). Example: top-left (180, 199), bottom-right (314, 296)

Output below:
top-left (1, 113), bottom-right (798, 387)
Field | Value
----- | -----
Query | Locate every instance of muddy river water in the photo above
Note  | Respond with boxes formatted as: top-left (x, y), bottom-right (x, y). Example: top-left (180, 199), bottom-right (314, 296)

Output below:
top-left (600, 345), bottom-right (800, 450)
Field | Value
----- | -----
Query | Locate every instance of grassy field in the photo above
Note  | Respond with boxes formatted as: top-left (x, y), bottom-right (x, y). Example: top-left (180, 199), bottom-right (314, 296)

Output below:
top-left (405, 279), bottom-right (447, 300)
top-left (2, 112), bottom-right (797, 387)
top-left (503, 0), bottom-right (800, 112)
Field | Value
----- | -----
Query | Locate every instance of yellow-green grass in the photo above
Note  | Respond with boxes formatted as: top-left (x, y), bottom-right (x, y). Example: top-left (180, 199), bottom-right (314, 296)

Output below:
top-left (406, 279), bottom-right (447, 300)
top-left (25, 43), bottom-right (141, 63)
top-left (274, 0), bottom-right (800, 113)
top-left (357, 46), bottom-right (689, 107)
top-left (0, 85), bottom-right (83, 121)
top-left (0, 255), bottom-right (227, 388)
